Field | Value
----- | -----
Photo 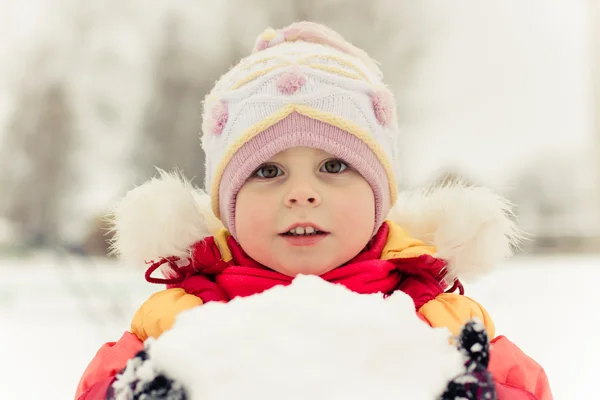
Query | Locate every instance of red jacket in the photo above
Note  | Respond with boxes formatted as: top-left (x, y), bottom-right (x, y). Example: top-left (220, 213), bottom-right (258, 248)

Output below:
top-left (76, 223), bottom-right (552, 400)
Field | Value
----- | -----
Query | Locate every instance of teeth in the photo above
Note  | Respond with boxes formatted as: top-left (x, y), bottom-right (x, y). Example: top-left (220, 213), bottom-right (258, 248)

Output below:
top-left (287, 226), bottom-right (320, 236)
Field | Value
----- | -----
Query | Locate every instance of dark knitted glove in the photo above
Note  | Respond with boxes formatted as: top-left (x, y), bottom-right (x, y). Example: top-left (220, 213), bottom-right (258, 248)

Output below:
top-left (439, 319), bottom-right (497, 400)
top-left (107, 341), bottom-right (187, 400)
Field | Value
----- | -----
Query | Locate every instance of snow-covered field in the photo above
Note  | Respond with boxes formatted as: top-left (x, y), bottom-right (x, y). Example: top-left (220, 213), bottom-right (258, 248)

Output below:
top-left (1, 254), bottom-right (599, 399)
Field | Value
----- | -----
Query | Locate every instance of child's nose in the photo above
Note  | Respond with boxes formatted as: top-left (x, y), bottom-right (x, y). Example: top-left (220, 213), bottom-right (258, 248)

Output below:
top-left (284, 186), bottom-right (322, 207)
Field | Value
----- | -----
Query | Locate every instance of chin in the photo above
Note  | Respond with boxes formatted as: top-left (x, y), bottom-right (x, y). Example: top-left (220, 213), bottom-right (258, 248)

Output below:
top-left (280, 262), bottom-right (337, 277)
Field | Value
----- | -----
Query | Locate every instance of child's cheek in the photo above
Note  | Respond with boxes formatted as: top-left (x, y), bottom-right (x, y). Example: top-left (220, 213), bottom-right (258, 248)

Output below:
top-left (237, 189), bottom-right (274, 226)
top-left (235, 186), bottom-right (277, 250)
top-left (335, 182), bottom-right (375, 225)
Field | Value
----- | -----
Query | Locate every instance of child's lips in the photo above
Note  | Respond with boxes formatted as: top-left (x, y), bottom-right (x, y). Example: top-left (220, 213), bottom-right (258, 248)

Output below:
top-left (281, 222), bottom-right (327, 234)
top-left (279, 232), bottom-right (329, 246)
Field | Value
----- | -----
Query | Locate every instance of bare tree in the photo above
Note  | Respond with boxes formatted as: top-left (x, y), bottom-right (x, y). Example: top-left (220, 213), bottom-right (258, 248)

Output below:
top-left (134, 14), bottom-right (220, 187)
top-left (0, 66), bottom-right (74, 246)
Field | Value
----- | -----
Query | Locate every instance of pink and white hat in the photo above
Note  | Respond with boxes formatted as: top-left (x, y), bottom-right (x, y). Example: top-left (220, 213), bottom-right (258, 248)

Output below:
top-left (201, 21), bottom-right (400, 238)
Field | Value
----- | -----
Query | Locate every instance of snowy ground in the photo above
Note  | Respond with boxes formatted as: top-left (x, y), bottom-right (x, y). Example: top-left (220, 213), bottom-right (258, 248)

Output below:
top-left (0, 253), bottom-right (598, 399)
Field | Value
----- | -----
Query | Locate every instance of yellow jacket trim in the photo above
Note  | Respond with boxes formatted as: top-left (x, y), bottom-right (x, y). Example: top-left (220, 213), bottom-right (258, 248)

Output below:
top-left (380, 221), bottom-right (437, 259)
top-left (214, 228), bottom-right (233, 262)
top-left (418, 293), bottom-right (495, 338)
top-left (131, 288), bottom-right (203, 341)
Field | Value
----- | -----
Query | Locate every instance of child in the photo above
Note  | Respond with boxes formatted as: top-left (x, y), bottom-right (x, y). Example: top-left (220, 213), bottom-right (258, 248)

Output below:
top-left (75, 21), bottom-right (552, 400)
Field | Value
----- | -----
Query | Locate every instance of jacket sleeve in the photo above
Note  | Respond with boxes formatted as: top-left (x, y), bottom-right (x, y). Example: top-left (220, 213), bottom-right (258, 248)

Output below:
top-left (76, 376), bottom-right (117, 400)
top-left (75, 331), bottom-right (143, 400)
top-left (489, 335), bottom-right (553, 400)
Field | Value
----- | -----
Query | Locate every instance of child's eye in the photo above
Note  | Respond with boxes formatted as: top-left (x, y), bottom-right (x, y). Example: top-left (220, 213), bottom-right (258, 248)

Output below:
top-left (320, 159), bottom-right (349, 174)
top-left (254, 164), bottom-right (283, 179)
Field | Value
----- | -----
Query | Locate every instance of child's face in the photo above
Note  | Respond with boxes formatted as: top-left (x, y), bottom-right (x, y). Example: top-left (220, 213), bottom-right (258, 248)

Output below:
top-left (235, 147), bottom-right (375, 276)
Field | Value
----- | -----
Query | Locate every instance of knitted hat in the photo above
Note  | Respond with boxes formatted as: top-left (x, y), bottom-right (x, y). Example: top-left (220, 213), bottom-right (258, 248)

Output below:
top-left (201, 21), bottom-right (400, 238)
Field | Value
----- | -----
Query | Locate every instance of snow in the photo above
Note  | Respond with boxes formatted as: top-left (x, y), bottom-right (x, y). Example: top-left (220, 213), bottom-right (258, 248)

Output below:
top-left (143, 275), bottom-right (464, 400)
top-left (463, 255), bottom-right (600, 398)
top-left (1, 254), bottom-right (599, 399)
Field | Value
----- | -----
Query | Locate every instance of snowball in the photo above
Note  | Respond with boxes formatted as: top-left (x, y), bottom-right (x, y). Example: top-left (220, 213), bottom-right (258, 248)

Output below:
top-left (148, 275), bottom-right (465, 400)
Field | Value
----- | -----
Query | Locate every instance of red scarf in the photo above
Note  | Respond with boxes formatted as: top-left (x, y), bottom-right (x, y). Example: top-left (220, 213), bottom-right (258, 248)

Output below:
top-left (146, 223), bottom-right (453, 310)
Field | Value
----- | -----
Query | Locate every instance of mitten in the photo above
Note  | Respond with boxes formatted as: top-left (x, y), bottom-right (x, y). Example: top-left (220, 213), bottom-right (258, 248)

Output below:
top-left (107, 340), bottom-right (187, 400)
top-left (439, 319), bottom-right (497, 399)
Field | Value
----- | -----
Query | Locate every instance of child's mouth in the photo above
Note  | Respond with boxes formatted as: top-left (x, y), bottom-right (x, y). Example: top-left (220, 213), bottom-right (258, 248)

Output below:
top-left (281, 227), bottom-right (327, 236)
top-left (279, 226), bottom-right (329, 246)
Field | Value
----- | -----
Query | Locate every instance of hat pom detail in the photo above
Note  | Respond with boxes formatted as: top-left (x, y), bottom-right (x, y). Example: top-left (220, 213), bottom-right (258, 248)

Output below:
top-left (371, 89), bottom-right (394, 127)
top-left (276, 66), bottom-right (307, 94)
top-left (254, 28), bottom-right (285, 52)
top-left (207, 101), bottom-right (228, 136)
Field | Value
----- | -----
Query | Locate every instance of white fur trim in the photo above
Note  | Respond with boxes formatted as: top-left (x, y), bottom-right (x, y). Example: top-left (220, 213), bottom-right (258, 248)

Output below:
top-left (110, 174), bottom-right (522, 283)
top-left (109, 170), bottom-right (219, 264)
top-left (387, 181), bottom-right (524, 283)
